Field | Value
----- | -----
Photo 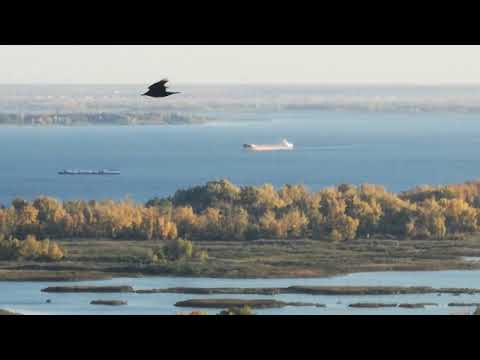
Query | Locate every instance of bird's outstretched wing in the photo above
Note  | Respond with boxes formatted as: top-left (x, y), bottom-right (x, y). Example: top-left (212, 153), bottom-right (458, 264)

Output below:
top-left (149, 79), bottom-right (169, 90)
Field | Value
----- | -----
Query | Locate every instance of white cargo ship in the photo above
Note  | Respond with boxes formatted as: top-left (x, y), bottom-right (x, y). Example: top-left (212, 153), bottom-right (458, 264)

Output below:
top-left (243, 139), bottom-right (294, 151)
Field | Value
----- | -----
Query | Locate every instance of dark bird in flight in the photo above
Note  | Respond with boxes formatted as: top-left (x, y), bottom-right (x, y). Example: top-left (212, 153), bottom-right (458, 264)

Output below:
top-left (142, 79), bottom-right (180, 98)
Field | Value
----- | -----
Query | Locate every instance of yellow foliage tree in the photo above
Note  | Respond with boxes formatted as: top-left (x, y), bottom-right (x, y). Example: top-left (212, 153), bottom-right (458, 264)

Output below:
top-left (278, 209), bottom-right (309, 239)
top-left (259, 210), bottom-right (283, 238)
top-left (18, 234), bottom-right (41, 258)
top-left (47, 242), bottom-right (65, 261)
top-left (172, 206), bottom-right (199, 238)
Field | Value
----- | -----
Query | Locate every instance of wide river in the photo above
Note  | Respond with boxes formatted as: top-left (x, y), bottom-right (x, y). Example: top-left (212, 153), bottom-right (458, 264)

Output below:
top-left (1, 109), bottom-right (480, 204)
top-left (2, 270), bottom-right (480, 315)
top-left (3, 108), bottom-right (480, 314)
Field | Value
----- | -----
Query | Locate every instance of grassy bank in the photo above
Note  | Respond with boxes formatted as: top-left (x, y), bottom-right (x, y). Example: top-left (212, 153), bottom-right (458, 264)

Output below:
top-left (2, 236), bottom-right (480, 281)
top-left (0, 309), bottom-right (21, 315)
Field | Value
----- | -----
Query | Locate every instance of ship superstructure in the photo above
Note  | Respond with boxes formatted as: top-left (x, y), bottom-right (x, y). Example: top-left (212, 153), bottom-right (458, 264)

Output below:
top-left (243, 139), bottom-right (294, 151)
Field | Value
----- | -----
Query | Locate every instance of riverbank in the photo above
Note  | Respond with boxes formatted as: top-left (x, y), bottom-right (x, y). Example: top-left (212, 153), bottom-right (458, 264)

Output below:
top-left (0, 309), bottom-right (21, 315)
top-left (2, 237), bottom-right (480, 281)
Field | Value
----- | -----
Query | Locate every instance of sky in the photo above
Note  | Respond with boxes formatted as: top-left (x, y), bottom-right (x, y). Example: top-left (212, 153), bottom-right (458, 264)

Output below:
top-left (1, 45), bottom-right (480, 85)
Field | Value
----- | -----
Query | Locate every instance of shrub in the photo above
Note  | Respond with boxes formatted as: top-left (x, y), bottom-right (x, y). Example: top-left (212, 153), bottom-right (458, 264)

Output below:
top-left (150, 238), bottom-right (208, 263)
top-left (194, 249), bottom-right (209, 262)
top-left (177, 310), bottom-right (209, 315)
top-left (162, 238), bottom-right (193, 261)
top-left (0, 234), bottom-right (65, 261)
top-left (218, 305), bottom-right (254, 315)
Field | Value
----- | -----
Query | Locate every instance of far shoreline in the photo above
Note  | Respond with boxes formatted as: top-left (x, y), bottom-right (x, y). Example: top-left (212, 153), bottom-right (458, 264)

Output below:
top-left (0, 122), bottom-right (214, 128)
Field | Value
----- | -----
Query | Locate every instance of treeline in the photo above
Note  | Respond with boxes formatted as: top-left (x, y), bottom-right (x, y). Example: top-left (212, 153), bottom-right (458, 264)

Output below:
top-left (2, 179), bottom-right (480, 242)
top-left (0, 112), bottom-right (210, 126)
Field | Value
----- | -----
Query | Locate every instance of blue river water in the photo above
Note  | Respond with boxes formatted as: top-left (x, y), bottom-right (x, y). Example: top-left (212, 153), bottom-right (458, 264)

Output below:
top-left (1, 109), bottom-right (480, 205)
top-left (2, 270), bottom-right (480, 315)
top-left (2, 109), bottom-right (480, 314)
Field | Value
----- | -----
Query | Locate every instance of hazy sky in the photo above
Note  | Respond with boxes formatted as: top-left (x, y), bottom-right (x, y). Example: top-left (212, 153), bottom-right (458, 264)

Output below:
top-left (1, 45), bottom-right (480, 85)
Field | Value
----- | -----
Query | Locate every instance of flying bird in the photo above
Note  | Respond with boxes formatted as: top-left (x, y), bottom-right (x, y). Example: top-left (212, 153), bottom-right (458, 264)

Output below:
top-left (142, 79), bottom-right (180, 98)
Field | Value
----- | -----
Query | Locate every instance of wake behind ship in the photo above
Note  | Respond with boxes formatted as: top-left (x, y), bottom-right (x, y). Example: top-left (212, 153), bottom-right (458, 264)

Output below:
top-left (58, 169), bottom-right (120, 175)
top-left (243, 139), bottom-right (294, 151)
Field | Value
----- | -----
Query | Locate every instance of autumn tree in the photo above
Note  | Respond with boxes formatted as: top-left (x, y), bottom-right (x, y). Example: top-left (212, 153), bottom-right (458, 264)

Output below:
top-left (172, 206), bottom-right (199, 239)
top-left (277, 208), bottom-right (309, 239)
top-left (239, 184), bottom-right (285, 218)
top-left (258, 210), bottom-right (283, 238)
top-left (441, 198), bottom-right (478, 234)
top-left (172, 179), bottom-right (240, 212)
top-left (220, 206), bottom-right (250, 240)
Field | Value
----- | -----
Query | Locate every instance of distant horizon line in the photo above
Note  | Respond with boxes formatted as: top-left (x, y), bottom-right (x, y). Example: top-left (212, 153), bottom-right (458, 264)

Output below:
top-left (3, 82), bottom-right (480, 87)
